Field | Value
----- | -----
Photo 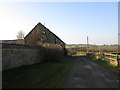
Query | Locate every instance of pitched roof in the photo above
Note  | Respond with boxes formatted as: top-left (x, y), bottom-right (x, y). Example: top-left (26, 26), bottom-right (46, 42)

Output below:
top-left (25, 22), bottom-right (65, 44)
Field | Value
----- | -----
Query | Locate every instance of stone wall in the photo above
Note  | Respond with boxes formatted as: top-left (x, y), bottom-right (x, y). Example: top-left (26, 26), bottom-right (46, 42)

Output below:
top-left (2, 43), bottom-right (65, 71)
top-left (2, 43), bottom-right (44, 71)
top-left (24, 23), bottom-right (65, 48)
top-left (2, 39), bottom-right (25, 44)
top-left (24, 23), bottom-right (56, 44)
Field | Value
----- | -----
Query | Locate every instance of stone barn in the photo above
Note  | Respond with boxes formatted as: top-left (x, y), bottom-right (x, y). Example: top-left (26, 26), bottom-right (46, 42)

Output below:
top-left (24, 22), bottom-right (66, 49)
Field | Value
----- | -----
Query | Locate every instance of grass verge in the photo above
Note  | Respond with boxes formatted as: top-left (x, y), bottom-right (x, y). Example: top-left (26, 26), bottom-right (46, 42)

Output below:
top-left (2, 56), bottom-right (74, 88)
top-left (87, 55), bottom-right (120, 76)
top-left (93, 59), bottom-right (119, 74)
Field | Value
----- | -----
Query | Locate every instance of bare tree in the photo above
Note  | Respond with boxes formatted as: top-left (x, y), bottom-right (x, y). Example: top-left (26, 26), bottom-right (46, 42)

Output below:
top-left (16, 30), bottom-right (25, 39)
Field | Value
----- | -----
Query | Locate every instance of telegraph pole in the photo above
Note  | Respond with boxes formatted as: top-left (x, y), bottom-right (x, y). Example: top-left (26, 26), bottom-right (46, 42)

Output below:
top-left (117, 34), bottom-right (120, 67)
top-left (87, 36), bottom-right (89, 53)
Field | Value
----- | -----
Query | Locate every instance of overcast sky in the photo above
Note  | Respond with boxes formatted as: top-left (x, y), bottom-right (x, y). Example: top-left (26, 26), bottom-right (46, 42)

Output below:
top-left (0, 2), bottom-right (118, 45)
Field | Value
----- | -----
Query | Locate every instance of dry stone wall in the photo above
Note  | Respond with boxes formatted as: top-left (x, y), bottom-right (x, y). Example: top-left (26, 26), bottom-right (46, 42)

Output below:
top-left (2, 43), bottom-right (44, 70)
top-left (2, 39), bottom-right (25, 44)
top-left (2, 43), bottom-right (65, 71)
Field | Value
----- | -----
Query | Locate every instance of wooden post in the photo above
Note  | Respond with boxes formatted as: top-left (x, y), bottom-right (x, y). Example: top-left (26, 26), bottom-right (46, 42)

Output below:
top-left (117, 45), bottom-right (119, 67)
top-left (87, 36), bottom-right (89, 54)
top-left (103, 52), bottom-right (105, 60)
top-left (110, 52), bottom-right (111, 63)
top-left (117, 54), bottom-right (119, 67)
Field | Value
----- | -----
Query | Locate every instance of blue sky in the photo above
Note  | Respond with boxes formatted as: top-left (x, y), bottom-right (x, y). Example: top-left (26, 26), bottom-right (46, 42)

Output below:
top-left (0, 2), bottom-right (118, 45)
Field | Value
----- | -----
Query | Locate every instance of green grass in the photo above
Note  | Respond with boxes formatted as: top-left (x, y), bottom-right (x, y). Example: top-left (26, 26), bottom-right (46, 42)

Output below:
top-left (2, 56), bottom-right (74, 88)
top-left (75, 52), bottom-right (86, 56)
top-left (70, 51), bottom-right (87, 56)
top-left (87, 55), bottom-right (120, 75)
top-left (93, 59), bottom-right (120, 74)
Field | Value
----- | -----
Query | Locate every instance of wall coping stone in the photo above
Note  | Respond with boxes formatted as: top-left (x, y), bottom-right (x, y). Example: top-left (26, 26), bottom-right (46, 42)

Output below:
top-left (1, 43), bottom-right (43, 49)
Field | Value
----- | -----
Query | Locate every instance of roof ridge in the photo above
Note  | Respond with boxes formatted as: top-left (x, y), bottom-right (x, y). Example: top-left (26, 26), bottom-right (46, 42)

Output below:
top-left (25, 22), bottom-right (65, 44)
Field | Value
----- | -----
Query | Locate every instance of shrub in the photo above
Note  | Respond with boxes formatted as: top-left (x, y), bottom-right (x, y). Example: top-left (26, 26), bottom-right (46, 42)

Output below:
top-left (86, 53), bottom-right (96, 60)
top-left (42, 44), bottom-right (64, 62)
top-left (26, 41), bottom-right (65, 62)
top-left (27, 41), bottom-right (43, 46)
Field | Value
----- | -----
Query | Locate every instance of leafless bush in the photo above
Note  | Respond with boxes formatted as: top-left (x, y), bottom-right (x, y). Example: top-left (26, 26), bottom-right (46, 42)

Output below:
top-left (86, 53), bottom-right (95, 60)
top-left (42, 44), bottom-right (64, 62)
top-left (16, 30), bottom-right (25, 39)
top-left (26, 41), bottom-right (65, 62)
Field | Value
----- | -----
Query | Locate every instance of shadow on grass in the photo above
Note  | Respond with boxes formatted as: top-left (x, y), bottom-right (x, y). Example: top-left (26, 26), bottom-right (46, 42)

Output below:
top-left (2, 56), bottom-right (74, 88)
top-left (86, 55), bottom-right (120, 76)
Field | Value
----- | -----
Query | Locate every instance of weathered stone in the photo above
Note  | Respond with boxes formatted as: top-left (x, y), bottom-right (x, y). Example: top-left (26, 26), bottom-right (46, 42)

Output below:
top-left (24, 22), bottom-right (65, 48)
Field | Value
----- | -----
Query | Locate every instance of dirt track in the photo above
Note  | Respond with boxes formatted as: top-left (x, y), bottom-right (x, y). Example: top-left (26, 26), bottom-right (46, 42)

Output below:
top-left (61, 56), bottom-right (119, 88)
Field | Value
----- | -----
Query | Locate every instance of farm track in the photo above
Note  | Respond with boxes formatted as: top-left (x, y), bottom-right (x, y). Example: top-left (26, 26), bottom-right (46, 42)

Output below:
top-left (61, 56), bottom-right (119, 88)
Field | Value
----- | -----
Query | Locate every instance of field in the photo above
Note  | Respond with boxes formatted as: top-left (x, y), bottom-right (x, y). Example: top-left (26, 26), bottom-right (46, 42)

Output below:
top-left (2, 57), bottom-right (74, 88)
top-left (66, 44), bottom-right (120, 74)
top-left (3, 44), bottom-right (119, 88)
top-left (66, 44), bottom-right (118, 56)
top-left (66, 44), bottom-right (118, 52)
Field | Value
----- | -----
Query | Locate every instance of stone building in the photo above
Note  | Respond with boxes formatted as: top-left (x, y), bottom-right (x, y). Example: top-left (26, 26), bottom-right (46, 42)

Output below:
top-left (24, 22), bottom-right (66, 48)
top-left (2, 39), bottom-right (25, 44)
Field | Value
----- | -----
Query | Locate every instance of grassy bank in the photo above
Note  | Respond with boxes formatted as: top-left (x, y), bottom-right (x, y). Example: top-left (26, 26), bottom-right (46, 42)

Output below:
top-left (93, 59), bottom-right (119, 74)
top-left (3, 56), bottom-right (74, 88)
top-left (75, 52), bottom-right (86, 56)
top-left (87, 55), bottom-right (120, 75)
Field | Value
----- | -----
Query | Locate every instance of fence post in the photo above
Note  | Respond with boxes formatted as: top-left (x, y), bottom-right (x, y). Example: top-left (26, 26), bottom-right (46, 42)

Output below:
top-left (104, 52), bottom-right (106, 60)
top-left (110, 52), bottom-right (111, 62)
top-left (117, 54), bottom-right (119, 67)
top-left (102, 52), bottom-right (104, 60)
